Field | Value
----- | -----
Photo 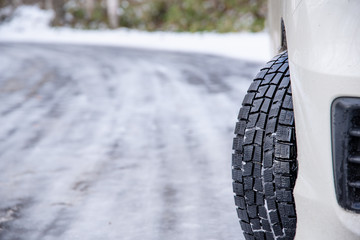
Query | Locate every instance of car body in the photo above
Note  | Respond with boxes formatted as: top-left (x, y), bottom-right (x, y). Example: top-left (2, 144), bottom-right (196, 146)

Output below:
top-left (268, 0), bottom-right (360, 239)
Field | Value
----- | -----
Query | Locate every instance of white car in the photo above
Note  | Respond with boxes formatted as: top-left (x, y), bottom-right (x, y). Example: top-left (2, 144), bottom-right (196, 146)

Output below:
top-left (232, 1), bottom-right (360, 239)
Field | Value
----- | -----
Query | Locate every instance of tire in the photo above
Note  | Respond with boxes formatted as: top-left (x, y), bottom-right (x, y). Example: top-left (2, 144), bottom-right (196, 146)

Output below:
top-left (232, 51), bottom-right (298, 240)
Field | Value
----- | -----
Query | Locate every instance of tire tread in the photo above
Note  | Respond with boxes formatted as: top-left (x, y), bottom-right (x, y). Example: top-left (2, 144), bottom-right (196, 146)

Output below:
top-left (232, 52), bottom-right (297, 240)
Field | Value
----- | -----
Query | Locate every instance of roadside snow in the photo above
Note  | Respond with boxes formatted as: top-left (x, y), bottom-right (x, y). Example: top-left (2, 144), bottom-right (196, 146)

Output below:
top-left (0, 5), bottom-right (271, 62)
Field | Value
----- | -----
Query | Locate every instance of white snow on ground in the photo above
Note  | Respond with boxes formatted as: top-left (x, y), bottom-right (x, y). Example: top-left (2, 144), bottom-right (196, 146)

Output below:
top-left (0, 39), bottom-right (260, 240)
top-left (0, 5), bottom-right (271, 62)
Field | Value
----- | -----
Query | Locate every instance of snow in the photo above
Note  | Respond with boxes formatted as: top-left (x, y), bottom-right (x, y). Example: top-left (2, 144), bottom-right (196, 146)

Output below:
top-left (0, 42), bottom-right (260, 240)
top-left (0, 5), bottom-right (271, 62)
top-left (0, 5), bottom-right (270, 239)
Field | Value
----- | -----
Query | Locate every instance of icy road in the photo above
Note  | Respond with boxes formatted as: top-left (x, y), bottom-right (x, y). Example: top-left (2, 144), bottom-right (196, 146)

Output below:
top-left (0, 43), bottom-right (261, 240)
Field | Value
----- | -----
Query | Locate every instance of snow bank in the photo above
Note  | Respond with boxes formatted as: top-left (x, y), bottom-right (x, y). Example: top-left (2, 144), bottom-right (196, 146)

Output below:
top-left (0, 5), bottom-right (271, 62)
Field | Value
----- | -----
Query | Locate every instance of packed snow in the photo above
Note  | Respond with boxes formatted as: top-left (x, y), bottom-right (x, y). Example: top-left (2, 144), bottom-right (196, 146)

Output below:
top-left (0, 4), bottom-right (271, 240)
top-left (0, 42), bottom-right (261, 240)
top-left (0, 5), bottom-right (271, 62)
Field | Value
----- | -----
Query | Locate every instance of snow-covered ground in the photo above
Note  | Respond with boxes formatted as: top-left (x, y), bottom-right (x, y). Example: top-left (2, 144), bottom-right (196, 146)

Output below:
top-left (0, 5), bottom-right (270, 240)
top-left (0, 42), bottom-right (261, 240)
top-left (0, 5), bottom-right (271, 62)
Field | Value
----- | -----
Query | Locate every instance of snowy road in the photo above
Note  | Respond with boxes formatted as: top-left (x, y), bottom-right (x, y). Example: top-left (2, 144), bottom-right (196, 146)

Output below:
top-left (0, 43), bottom-right (261, 240)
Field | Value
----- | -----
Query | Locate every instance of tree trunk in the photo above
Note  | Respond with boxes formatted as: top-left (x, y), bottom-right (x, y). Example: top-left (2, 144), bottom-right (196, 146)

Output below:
top-left (85, 0), bottom-right (95, 19)
top-left (39, 0), bottom-right (52, 9)
top-left (106, 0), bottom-right (119, 29)
top-left (51, 0), bottom-right (65, 26)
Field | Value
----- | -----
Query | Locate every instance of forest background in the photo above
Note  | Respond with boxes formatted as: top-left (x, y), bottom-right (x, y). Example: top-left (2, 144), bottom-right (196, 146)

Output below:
top-left (0, 0), bottom-right (267, 32)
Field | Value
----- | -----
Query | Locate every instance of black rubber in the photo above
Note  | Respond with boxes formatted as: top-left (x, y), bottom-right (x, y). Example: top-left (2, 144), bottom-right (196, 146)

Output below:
top-left (232, 52), bottom-right (298, 240)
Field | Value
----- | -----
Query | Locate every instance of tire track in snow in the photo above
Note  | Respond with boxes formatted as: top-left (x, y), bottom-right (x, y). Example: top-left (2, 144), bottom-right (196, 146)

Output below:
top-left (0, 43), bottom-right (261, 240)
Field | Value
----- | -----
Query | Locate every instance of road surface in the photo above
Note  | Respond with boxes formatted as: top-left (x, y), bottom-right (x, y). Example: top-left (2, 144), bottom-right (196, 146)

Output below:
top-left (0, 43), bottom-right (261, 240)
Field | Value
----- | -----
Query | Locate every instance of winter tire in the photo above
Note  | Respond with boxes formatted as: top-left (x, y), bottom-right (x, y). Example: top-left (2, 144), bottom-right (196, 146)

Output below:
top-left (232, 52), bottom-right (298, 240)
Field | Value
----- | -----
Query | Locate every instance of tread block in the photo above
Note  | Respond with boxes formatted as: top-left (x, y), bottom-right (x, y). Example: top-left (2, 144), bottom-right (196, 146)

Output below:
top-left (243, 145), bottom-right (254, 162)
top-left (238, 106), bottom-right (251, 120)
top-left (275, 143), bottom-right (291, 159)
top-left (244, 129), bottom-right (256, 145)
top-left (264, 136), bottom-right (275, 151)
top-left (253, 231), bottom-right (265, 240)
top-left (274, 161), bottom-right (290, 174)
top-left (251, 99), bottom-right (264, 113)
top-left (257, 113), bottom-right (267, 129)
top-left (250, 218), bottom-right (261, 230)
top-left (287, 86), bottom-right (292, 94)
top-left (267, 197), bottom-right (277, 210)
top-left (237, 208), bottom-right (250, 222)
top-left (261, 73), bottom-right (276, 84)
top-left (248, 114), bottom-right (259, 128)
top-left (253, 146), bottom-right (262, 163)
top-left (276, 190), bottom-right (293, 202)
top-left (283, 218), bottom-right (297, 229)
top-left (269, 103), bottom-right (281, 117)
top-left (233, 182), bottom-right (244, 195)
top-left (235, 121), bottom-right (247, 134)
top-left (244, 176), bottom-right (254, 190)
top-left (254, 69), bottom-right (267, 80)
top-left (271, 72), bottom-right (282, 85)
top-left (284, 204), bottom-right (296, 217)
top-left (261, 219), bottom-right (271, 232)
top-left (285, 228), bottom-right (296, 238)
top-left (264, 183), bottom-right (275, 196)
top-left (232, 153), bottom-right (243, 167)
top-left (265, 118), bottom-right (277, 135)
top-left (274, 88), bottom-right (286, 102)
top-left (247, 205), bottom-right (258, 218)
top-left (245, 191), bottom-right (255, 205)
top-left (253, 163), bottom-right (261, 178)
top-left (275, 176), bottom-right (291, 189)
top-left (234, 195), bottom-right (246, 211)
top-left (265, 232), bottom-right (275, 240)
top-left (248, 80), bottom-right (261, 92)
top-left (256, 85), bottom-right (269, 98)
top-left (243, 92), bottom-right (256, 106)
top-left (261, 98), bottom-right (271, 113)
top-left (283, 94), bottom-right (293, 109)
top-left (235, 195), bottom-right (246, 209)
top-left (276, 126), bottom-right (293, 142)
top-left (269, 210), bottom-right (280, 224)
top-left (233, 137), bottom-right (243, 152)
top-left (263, 59), bottom-right (276, 68)
top-left (232, 169), bottom-right (243, 182)
top-left (243, 163), bottom-right (254, 177)
top-left (273, 223), bottom-right (283, 236)
top-left (258, 206), bottom-right (267, 219)
top-left (279, 64), bottom-right (289, 77)
top-left (279, 109), bottom-right (294, 125)
top-left (254, 178), bottom-right (263, 192)
top-left (254, 130), bottom-right (264, 145)
top-left (244, 233), bottom-right (255, 240)
top-left (263, 151), bottom-right (273, 168)
top-left (240, 221), bottom-right (253, 234)
top-left (256, 192), bottom-right (264, 205)
top-left (265, 85), bottom-right (277, 99)
top-left (264, 168), bottom-right (273, 182)
top-left (268, 63), bottom-right (282, 74)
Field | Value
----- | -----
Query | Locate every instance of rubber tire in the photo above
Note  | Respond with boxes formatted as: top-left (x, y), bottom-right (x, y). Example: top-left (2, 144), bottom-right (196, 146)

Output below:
top-left (232, 51), bottom-right (298, 240)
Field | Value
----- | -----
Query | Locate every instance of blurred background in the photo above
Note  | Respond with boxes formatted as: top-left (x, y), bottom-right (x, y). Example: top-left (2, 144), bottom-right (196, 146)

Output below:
top-left (0, 0), bottom-right (267, 32)
top-left (0, 1), bottom-right (269, 240)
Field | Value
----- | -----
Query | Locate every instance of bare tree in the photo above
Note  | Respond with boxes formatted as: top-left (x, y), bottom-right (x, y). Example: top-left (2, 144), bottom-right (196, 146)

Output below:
top-left (106, 0), bottom-right (118, 28)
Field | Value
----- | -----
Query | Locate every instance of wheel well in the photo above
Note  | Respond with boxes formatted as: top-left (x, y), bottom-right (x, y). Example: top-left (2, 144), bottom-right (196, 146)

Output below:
top-left (280, 18), bottom-right (287, 52)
